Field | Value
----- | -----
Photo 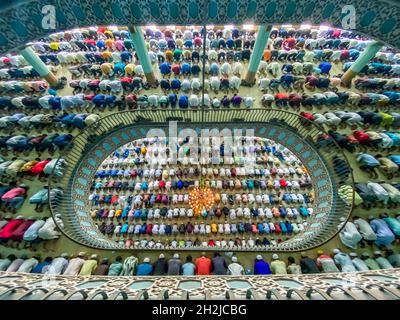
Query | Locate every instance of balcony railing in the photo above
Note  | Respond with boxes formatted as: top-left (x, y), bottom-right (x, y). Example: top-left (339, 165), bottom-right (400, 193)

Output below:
top-left (0, 269), bottom-right (398, 300)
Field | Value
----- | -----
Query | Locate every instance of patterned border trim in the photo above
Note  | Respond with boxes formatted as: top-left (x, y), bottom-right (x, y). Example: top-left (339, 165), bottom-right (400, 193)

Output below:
top-left (0, 0), bottom-right (399, 54)
top-left (0, 269), bottom-right (399, 300)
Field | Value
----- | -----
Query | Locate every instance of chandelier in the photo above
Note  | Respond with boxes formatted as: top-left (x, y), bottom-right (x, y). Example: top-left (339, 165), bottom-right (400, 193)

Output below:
top-left (189, 186), bottom-right (215, 216)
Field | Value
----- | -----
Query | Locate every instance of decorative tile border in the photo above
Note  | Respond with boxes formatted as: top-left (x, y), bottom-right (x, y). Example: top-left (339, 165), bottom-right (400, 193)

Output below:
top-left (0, 0), bottom-right (399, 54)
top-left (0, 268), bottom-right (398, 300)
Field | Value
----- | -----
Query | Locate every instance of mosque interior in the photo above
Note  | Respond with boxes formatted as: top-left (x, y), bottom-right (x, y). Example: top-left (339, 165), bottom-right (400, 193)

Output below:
top-left (0, 0), bottom-right (399, 300)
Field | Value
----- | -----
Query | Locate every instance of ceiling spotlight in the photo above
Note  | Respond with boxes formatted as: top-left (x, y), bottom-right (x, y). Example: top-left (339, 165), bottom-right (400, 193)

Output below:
top-left (319, 25), bottom-right (331, 31)
top-left (146, 25), bottom-right (157, 31)
top-left (243, 24), bottom-right (254, 30)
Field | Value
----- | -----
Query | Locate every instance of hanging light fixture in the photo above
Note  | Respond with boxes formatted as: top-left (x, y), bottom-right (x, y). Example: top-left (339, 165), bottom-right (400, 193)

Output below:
top-left (189, 186), bottom-right (215, 216)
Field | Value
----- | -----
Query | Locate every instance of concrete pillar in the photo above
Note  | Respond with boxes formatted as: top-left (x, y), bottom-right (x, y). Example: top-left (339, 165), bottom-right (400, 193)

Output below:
top-left (20, 46), bottom-right (58, 88)
top-left (341, 41), bottom-right (383, 87)
top-left (244, 25), bottom-right (273, 85)
top-left (128, 25), bottom-right (157, 85)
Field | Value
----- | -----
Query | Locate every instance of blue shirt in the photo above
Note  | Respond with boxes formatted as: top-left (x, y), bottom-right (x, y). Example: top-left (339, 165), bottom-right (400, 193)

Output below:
top-left (171, 79), bottom-right (181, 89)
top-left (388, 155), bottom-right (400, 166)
top-left (92, 94), bottom-right (105, 104)
top-left (114, 62), bottom-right (126, 74)
top-left (181, 63), bottom-right (190, 74)
top-left (254, 260), bottom-right (272, 275)
top-left (357, 153), bottom-right (380, 167)
top-left (159, 62), bottom-right (171, 75)
top-left (136, 263), bottom-right (153, 276)
top-left (182, 262), bottom-right (196, 275)
top-left (184, 40), bottom-right (193, 48)
top-left (318, 62), bottom-right (332, 73)
top-left (120, 52), bottom-right (132, 62)
top-left (210, 63), bottom-right (219, 75)
top-left (31, 262), bottom-right (51, 274)
top-left (179, 96), bottom-right (189, 109)
top-left (96, 40), bottom-right (105, 49)
top-left (226, 39), bottom-right (235, 48)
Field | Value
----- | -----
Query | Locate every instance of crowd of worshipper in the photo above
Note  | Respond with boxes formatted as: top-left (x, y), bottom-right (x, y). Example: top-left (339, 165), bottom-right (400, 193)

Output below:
top-left (0, 159), bottom-right (64, 217)
top-left (89, 136), bottom-right (316, 249)
top-left (1, 248), bottom-right (399, 277)
top-left (0, 213), bottom-right (63, 249)
top-left (0, 134), bottom-right (73, 153)
top-left (338, 214), bottom-right (400, 250)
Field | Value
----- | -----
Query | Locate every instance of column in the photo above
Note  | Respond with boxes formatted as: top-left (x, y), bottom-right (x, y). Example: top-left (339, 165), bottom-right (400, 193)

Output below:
top-left (128, 25), bottom-right (157, 85)
top-left (244, 24), bottom-right (273, 85)
top-left (20, 45), bottom-right (58, 88)
top-left (341, 41), bottom-right (383, 87)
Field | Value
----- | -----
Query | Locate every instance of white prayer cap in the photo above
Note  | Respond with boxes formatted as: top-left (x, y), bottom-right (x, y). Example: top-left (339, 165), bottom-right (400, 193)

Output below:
top-left (332, 249), bottom-right (340, 254)
top-left (349, 252), bottom-right (357, 257)
top-left (374, 251), bottom-right (382, 256)
top-left (339, 217), bottom-right (346, 222)
top-left (256, 255), bottom-right (263, 260)
top-left (15, 215), bottom-right (24, 219)
top-left (173, 253), bottom-right (180, 259)
top-left (143, 257), bottom-right (150, 263)
top-left (159, 253), bottom-right (165, 259)
top-left (272, 254), bottom-right (279, 260)
top-left (90, 254), bottom-right (98, 259)
top-left (61, 252), bottom-right (69, 258)
top-left (78, 252), bottom-right (86, 257)
top-left (232, 256), bottom-right (238, 262)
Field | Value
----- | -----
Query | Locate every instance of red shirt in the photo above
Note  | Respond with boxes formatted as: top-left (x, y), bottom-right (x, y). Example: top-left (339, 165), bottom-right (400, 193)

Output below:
top-left (85, 39), bottom-right (96, 46)
top-left (340, 50), bottom-right (349, 59)
top-left (300, 112), bottom-right (315, 121)
top-left (274, 223), bottom-right (282, 234)
top-left (275, 93), bottom-right (289, 100)
top-left (353, 130), bottom-right (370, 144)
top-left (279, 179), bottom-right (288, 188)
top-left (195, 257), bottom-right (212, 275)
top-left (88, 80), bottom-right (100, 86)
top-left (111, 195), bottom-right (119, 204)
top-left (84, 94), bottom-right (95, 101)
top-left (285, 37), bottom-right (296, 49)
top-left (2, 187), bottom-right (26, 200)
top-left (121, 77), bottom-right (133, 84)
top-left (332, 30), bottom-right (341, 38)
top-left (97, 27), bottom-right (107, 34)
top-left (125, 94), bottom-right (137, 103)
top-left (0, 219), bottom-right (24, 239)
top-left (11, 220), bottom-right (35, 241)
top-left (159, 180), bottom-right (166, 189)
top-left (172, 64), bottom-right (181, 75)
top-left (31, 160), bottom-right (50, 174)
top-left (208, 239), bottom-right (215, 247)
top-left (194, 37), bottom-right (202, 46)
